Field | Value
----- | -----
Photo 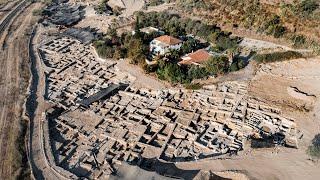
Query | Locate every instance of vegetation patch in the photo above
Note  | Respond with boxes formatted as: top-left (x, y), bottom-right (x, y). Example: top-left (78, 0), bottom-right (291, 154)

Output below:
top-left (32, 9), bottom-right (43, 16)
top-left (254, 51), bottom-right (303, 64)
top-left (135, 11), bottom-right (242, 50)
top-left (307, 134), bottom-right (320, 160)
top-left (178, 0), bottom-right (320, 54)
top-left (185, 83), bottom-right (203, 90)
top-left (93, 11), bottom-right (247, 85)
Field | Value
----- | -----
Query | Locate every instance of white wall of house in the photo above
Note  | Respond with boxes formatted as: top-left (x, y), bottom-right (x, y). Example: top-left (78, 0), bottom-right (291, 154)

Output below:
top-left (150, 40), bottom-right (182, 55)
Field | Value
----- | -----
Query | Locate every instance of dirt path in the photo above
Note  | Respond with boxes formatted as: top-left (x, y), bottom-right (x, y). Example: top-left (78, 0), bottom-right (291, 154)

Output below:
top-left (0, 2), bottom-right (41, 178)
top-left (116, 59), bottom-right (168, 90)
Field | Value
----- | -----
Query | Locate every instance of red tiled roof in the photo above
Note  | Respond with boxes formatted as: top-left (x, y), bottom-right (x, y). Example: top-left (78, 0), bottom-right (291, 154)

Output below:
top-left (179, 49), bottom-right (211, 65)
top-left (155, 35), bottom-right (182, 45)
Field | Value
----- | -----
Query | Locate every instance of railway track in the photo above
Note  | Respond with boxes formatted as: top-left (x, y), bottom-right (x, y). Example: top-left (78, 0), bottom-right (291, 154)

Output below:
top-left (0, 0), bottom-right (27, 36)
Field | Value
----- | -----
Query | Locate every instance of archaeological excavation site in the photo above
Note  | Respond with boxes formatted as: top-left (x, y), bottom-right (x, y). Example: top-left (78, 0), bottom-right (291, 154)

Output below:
top-left (36, 33), bottom-right (299, 179)
top-left (0, 0), bottom-right (320, 179)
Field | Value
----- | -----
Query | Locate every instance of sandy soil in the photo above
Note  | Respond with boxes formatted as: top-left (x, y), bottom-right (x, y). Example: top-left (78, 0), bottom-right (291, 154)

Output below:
top-left (75, 5), bottom-right (136, 33)
top-left (214, 171), bottom-right (250, 180)
top-left (250, 57), bottom-right (320, 140)
top-left (239, 37), bottom-right (313, 55)
top-left (0, 0), bottom-right (14, 7)
top-left (240, 37), bottom-right (291, 52)
top-left (116, 59), bottom-right (168, 90)
top-left (176, 147), bottom-right (320, 180)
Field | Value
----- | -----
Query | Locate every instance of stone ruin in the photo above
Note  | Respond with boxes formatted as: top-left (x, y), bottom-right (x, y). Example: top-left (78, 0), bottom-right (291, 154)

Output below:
top-left (39, 36), bottom-right (298, 179)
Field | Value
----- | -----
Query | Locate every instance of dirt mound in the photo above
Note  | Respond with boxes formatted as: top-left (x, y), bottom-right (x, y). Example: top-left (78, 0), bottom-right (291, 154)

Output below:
top-left (287, 86), bottom-right (316, 103)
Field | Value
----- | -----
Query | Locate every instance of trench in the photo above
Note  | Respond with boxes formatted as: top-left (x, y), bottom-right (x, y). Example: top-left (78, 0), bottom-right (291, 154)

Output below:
top-left (26, 27), bottom-right (38, 120)
top-left (25, 26), bottom-right (44, 179)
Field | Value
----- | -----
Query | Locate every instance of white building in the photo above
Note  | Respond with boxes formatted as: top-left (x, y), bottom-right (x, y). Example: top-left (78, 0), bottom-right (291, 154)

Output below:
top-left (150, 35), bottom-right (183, 56)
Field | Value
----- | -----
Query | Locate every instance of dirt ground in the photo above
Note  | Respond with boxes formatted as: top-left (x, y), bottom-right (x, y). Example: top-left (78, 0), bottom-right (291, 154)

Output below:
top-left (75, 0), bottom-right (144, 33)
top-left (108, 0), bottom-right (144, 17)
top-left (249, 57), bottom-right (320, 143)
top-left (75, 5), bottom-right (116, 33)
top-left (174, 57), bottom-right (320, 180)
top-left (116, 59), bottom-right (168, 90)
top-left (76, 0), bottom-right (173, 33)
top-left (0, 2), bottom-right (41, 179)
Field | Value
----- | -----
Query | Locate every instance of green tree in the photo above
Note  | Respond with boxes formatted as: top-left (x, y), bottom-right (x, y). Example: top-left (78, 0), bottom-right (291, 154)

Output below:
top-left (307, 134), bottom-right (320, 160)
top-left (263, 15), bottom-right (286, 38)
top-left (106, 27), bottom-right (117, 38)
top-left (166, 49), bottom-right (180, 60)
top-left (229, 63), bottom-right (239, 72)
top-left (181, 38), bottom-right (198, 54)
top-left (188, 66), bottom-right (208, 79)
top-left (127, 38), bottom-right (147, 65)
top-left (205, 56), bottom-right (229, 75)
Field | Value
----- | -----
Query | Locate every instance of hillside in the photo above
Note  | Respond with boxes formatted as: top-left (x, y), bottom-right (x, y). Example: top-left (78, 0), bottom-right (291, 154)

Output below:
top-left (176, 0), bottom-right (320, 53)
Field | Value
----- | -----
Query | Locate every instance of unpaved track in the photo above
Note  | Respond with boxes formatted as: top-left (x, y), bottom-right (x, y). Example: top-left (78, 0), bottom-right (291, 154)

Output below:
top-left (0, 2), bottom-right (40, 178)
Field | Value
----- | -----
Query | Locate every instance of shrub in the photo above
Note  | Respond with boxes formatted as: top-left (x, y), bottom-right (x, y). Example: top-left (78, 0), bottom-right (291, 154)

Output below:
top-left (187, 66), bottom-right (208, 80)
top-left (307, 134), bottom-right (320, 159)
top-left (291, 35), bottom-right (307, 48)
top-left (95, 0), bottom-right (111, 14)
top-left (205, 56), bottom-right (230, 75)
top-left (263, 15), bottom-right (286, 38)
top-left (254, 51), bottom-right (303, 63)
top-left (32, 9), bottom-right (43, 16)
top-left (230, 57), bottom-right (247, 72)
top-left (156, 61), bottom-right (190, 83)
top-left (185, 83), bottom-right (203, 90)
top-left (298, 0), bottom-right (319, 15)
top-left (229, 63), bottom-right (239, 72)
